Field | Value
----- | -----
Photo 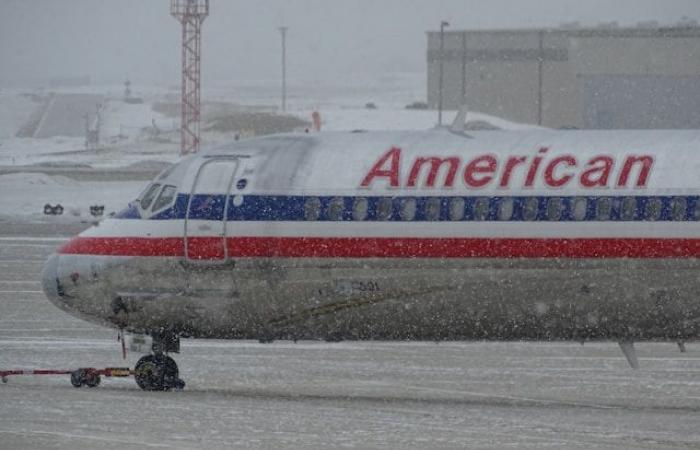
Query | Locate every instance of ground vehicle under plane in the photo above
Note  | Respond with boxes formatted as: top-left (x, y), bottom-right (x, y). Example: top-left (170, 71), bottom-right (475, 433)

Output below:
top-left (41, 128), bottom-right (700, 390)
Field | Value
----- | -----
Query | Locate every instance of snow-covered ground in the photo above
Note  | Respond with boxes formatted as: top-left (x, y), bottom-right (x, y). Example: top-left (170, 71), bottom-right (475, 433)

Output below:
top-left (0, 235), bottom-right (699, 449)
top-left (0, 92), bottom-right (37, 140)
top-left (0, 76), bottom-right (539, 221)
top-left (0, 173), bottom-right (142, 222)
top-left (0, 75), bottom-right (536, 166)
top-left (307, 107), bottom-right (538, 132)
top-left (0, 92), bottom-right (178, 168)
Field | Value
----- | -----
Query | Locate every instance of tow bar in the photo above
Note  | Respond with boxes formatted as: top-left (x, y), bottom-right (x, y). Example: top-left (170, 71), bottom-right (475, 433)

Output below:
top-left (1, 367), bottom-right (133, 387)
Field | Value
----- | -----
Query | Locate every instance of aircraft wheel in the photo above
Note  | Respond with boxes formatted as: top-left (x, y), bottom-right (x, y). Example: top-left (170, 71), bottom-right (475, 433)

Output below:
top-left (70, 369), bottom-right (101, 388)
top-left (70, 369), bottom-right (85, 388)
top-left (85, 372), bottom-right (101, 388)
top-left (134, 354), bottom-right (183, 391)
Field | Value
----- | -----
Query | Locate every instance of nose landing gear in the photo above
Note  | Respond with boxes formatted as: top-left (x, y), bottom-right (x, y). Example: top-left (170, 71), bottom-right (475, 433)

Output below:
top-left (133, 331), bottom-right (186, 391)
top-left (134, 354), bottom-right (185, 391)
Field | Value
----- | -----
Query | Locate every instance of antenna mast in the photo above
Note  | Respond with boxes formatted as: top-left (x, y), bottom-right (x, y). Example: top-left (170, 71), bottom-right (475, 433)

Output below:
top-left (278, 26), bottom-right (288, 112)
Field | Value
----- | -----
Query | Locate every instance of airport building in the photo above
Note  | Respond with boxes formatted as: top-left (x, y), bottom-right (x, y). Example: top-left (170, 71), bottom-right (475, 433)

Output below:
top-left (427, 23), bottom-right (700, 129)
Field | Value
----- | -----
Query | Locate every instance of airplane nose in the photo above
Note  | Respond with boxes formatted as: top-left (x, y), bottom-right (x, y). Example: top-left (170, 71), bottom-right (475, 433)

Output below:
top-left (41, 254), bottom-right (63, 309)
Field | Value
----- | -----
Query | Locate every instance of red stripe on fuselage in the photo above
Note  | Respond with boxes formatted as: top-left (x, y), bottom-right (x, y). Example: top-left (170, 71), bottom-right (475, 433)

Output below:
top-left (186, 237), bottom-right (226, 260)
top-left (58, 236), bottom-right (700, 258)
top-left (59, 237), bottom-right (184, 257)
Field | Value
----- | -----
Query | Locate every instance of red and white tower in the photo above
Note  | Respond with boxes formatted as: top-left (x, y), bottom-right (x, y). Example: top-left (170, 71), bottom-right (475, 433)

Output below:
top-left (171, 0), bottom-right (209, 155)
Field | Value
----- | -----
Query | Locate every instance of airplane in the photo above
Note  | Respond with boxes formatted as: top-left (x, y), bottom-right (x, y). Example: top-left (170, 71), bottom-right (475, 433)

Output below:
top-left (41, 116), bottom-right (700, 390)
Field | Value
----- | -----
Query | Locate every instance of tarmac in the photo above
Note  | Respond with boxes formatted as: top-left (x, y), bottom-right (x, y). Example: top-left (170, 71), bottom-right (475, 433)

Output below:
top-left (0, 223), bottom-right (699, 449)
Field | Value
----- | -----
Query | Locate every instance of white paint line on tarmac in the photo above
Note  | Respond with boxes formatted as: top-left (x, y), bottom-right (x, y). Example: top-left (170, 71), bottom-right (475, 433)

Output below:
top-left (0, 290), bottom-right (43, 294)
top-left (0, 281), bottom-right (41, 284)
top-left (0, 430), bottom-right (172, 449)
top-left (0, 260), bottom-right (45, 263)
top-left (0, 244), bottom-right (60, 248)
top-left (0, 237), bottom-right (68, 242)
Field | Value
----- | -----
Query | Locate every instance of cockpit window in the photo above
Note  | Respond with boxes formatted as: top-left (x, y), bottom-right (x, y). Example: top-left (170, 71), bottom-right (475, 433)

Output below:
top-left (151, 185), bottom-right (177, 212)
top-left (139, 184), bottom-right (161, 210)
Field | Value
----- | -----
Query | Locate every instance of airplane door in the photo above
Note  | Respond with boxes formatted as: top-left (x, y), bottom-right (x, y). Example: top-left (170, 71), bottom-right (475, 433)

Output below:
top-left (185, 158), bottom-right (240, 262)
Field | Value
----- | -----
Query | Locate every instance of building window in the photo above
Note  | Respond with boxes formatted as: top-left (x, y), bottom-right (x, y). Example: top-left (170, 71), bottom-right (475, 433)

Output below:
top-left (670, 197), bottom-right (687, 221)
top-left (449, 198), bottom-right (465, 221)
top-left (546, 198), bottom-right (562, 221)
top-left (572, 197), bottom-right (588, 221)
top-left (400, 198), bottom-right (416, 221)
top-left (328, 197), bottom-right (345, 221)
top-left (498, 198), bottom-right (514, 221)
top-left (376, 198), bottom-right (393, 221)
top-left (645, 198), bottom-right (662, 221)
top-left (304, 197), bottom-right (321, 221)
top-left (595, 197), bottom-right (611, 221)
top-left (425, 198), bottom-right (441, 221)
top-left (473, 198), bottom-right (489, 221)
top-left (522, 197), bottom-right (539, 221)
top-left (621, 197), bottom-right (637, 221)
top-left (353, 197), bottom-right (368, 221)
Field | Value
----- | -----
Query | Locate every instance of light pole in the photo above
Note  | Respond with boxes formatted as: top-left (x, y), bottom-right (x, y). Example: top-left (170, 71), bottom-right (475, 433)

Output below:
top-left (438, 20), bottom-right (449, 126)
top-left (279, 26), bottom-right (288, 112)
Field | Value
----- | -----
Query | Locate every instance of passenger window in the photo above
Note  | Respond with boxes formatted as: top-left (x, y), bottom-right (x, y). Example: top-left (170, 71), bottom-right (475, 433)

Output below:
top-left (376, 198), bottom-right (393, 221)
top-left (522, 197), bottom-right (539, 221)
top-left (304, 197), bottom-right (321, 221)
top-left (694, 200), bottom-right (700, 221)
top-left (449, 198), bottom-right (465, 221)
top-left (425, 198), bottom-right (441, 221)
top-left (353, 198), bottom-right (368, 221)
top-left (546, 198), bottom-right (562, 221)
top-left (621, 197), bottom-right (637, 221)
top-left (595, 197), bottom-right (611, 221)
top-left (645, 198), bottom-right (662, 221)
top-left (572, 197), bottom-right (588, 221)
top-left (473, 198), bottom-right (489, 221)
top-left (670, 197), bottom-right (687, 221)
top-left (139, 184), bottom-right (161, 210)
top-left (328, 197), bottom-right (345, 221)
top-left (498, 198), bottom-right (513, 221)
top-left (151, 185), bottom-right (177, 212)
top-left (400, 198), bottom-right (416, 221)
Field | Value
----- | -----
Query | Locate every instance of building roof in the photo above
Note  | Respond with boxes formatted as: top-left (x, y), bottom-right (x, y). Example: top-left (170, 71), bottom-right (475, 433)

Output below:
top-left (427, 24), bottom-right (700, 39)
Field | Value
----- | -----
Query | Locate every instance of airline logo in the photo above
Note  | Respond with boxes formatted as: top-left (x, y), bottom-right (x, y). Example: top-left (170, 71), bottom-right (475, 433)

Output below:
top-left (360, 147), bottom-right (654, 190)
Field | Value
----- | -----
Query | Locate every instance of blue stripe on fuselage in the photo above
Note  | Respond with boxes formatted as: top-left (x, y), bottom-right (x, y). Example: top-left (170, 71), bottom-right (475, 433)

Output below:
top-left (117, 193), bottom-right (700, 222)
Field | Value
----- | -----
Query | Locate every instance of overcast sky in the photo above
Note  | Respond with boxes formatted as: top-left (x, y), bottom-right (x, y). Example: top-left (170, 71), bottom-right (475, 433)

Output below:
top-left (1, 0), bottom-right (699, 88)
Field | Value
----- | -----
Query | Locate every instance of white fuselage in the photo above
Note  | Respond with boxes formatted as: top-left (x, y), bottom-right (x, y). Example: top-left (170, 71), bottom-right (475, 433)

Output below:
top-left (42, 129), bottom-right (700, 341)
